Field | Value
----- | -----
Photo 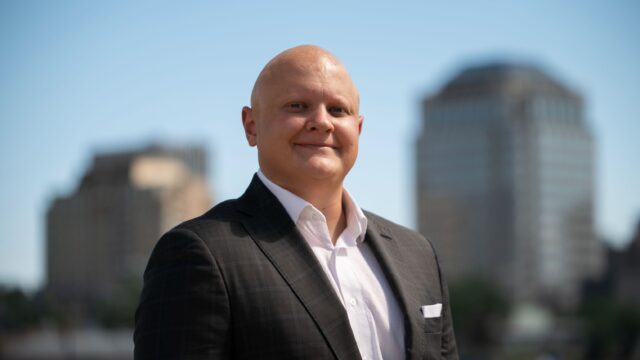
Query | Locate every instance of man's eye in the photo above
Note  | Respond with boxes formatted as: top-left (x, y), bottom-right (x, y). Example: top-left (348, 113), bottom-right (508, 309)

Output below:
top-left (287, 103), bottom-right (306, 111)
top-left (329, 107), bottom-right (346, 114)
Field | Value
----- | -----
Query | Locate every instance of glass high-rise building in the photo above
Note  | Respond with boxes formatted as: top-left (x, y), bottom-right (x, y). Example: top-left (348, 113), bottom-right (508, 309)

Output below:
top-left (416, 63), bottom-right (604, 307)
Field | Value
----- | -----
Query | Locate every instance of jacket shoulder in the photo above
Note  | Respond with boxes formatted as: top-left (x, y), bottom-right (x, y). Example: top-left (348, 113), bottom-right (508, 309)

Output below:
top-left (175, 198), bottom-right (242, 228)
top-left (155, 199), bottom-right (249, 248)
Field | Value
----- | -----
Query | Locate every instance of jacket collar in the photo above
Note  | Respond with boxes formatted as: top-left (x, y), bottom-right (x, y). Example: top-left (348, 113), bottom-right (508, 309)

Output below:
top-left (364, 216), bottom-right (427, 359)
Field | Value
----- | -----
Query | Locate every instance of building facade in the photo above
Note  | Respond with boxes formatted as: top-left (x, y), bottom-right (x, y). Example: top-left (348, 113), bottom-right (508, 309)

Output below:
top-left (46, 144), bottom-right (212, 320)
top-left (416, 63), bottom-right (604, 307)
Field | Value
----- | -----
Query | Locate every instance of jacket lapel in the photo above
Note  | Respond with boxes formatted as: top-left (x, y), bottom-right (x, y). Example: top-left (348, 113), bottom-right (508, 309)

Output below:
top-left (236, 175), bottom-right (361, 360)
top-left (364, 216), bottom-right (425, 360)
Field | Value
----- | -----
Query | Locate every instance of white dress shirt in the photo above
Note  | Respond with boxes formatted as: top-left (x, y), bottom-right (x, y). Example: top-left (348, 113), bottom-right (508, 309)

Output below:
top-left (257, 171), bottom-right (405, 360)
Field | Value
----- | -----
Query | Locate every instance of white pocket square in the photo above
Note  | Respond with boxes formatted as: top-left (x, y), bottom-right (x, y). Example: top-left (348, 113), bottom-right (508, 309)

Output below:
top-left (421, 303), bottom-right (442, 318)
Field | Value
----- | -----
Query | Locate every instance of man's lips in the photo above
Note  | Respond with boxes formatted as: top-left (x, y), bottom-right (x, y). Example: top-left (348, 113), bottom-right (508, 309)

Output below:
top-left (294, 143), bottom-right (337, 149)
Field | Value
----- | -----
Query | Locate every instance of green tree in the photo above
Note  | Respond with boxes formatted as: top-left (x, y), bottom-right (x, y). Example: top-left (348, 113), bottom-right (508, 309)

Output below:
top-left (579, 296), bottom-right (640, 359)
top-left (449, 277), bottom-right (510, 350)
top-left (97, 276), bottom-right (142, 329)
top-left (0, 286), bottom-right (45, 330)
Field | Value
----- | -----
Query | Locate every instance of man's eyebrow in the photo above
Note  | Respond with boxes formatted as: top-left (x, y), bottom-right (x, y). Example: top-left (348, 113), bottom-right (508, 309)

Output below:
top-left (274, 92), bottom-right (306, 104)
top-left (327, 94), bottom-right (358, 110)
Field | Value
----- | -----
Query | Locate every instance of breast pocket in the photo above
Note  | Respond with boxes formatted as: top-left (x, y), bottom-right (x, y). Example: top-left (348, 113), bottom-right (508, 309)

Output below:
top-left (422, 317), bottom-right (443, 360)
top-left (423, 316), bottom-right (442, 334)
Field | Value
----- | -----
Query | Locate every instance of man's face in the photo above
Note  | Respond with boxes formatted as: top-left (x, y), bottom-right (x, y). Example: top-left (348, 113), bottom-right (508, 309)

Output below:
top-left (242, 55), bottom-right (363, 191)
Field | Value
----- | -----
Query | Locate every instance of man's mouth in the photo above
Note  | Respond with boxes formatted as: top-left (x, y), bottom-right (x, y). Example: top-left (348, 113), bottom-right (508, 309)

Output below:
top-left (295, 143), bottom-right (336, 149)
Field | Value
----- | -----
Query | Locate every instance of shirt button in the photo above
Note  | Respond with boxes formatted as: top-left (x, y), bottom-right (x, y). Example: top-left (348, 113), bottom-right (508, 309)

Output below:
top-left (349, 298), bottom-right (357, 306)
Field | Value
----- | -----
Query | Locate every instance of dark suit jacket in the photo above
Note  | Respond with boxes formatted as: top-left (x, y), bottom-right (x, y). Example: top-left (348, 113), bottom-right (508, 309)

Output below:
top-left (134, 175), bottom-right (458, 359)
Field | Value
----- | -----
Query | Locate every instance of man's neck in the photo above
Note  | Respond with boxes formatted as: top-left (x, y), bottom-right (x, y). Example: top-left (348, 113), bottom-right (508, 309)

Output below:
top-left (302, 187), bottom-right (346, 245)
top-left (263, 171), bottom-right (348, 244)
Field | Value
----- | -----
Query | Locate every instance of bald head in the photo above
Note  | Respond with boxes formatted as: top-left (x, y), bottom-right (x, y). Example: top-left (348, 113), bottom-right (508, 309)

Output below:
top-left (240, 44), bottom-right (364, 192)
top-left (250, 45), bottom-right (360, 112)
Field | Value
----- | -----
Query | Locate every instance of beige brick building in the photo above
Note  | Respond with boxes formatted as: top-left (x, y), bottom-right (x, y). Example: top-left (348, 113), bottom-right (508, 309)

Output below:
top-left (46, 144), bottom-right (212, 321)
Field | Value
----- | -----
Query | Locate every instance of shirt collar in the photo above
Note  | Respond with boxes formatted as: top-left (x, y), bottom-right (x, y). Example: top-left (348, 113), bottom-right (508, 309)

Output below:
top-left (257, 170), bottom-right (368, 243)
top-left (341, 188), bottom-right (368, 244)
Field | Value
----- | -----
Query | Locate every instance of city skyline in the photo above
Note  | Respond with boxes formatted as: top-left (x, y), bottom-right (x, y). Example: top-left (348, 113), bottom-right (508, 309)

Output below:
top-left (1, 1), bottom-right (639, 289)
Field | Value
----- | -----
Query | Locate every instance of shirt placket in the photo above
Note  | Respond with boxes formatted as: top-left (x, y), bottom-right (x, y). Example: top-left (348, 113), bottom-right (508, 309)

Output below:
top-left (334, 245), bottom-right (378, 360)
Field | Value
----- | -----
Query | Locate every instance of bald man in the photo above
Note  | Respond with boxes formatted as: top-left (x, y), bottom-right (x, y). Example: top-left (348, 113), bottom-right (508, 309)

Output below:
top-left (134, 46), bottom-right (458, 360)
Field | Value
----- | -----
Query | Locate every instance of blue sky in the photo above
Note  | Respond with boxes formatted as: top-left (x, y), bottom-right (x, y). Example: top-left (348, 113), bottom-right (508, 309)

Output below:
top-left (1, 0), bottom-right (638, 289)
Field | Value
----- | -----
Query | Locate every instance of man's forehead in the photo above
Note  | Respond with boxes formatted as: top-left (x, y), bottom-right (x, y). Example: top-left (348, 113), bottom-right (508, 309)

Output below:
top-left (263, 68), bottom-right (359, 108)
top-left (260, 54), bottom-right (344, 86)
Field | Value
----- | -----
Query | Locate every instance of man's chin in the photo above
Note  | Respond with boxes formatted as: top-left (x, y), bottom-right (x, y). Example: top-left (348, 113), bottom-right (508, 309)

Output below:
top-left (298, 162), bottom-right (344, 182)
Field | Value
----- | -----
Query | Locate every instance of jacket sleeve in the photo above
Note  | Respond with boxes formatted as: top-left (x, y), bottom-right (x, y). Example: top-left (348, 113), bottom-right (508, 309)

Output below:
top-left (134, 228), bottom-right (231, 359)
top-left (436, 253), bottom-right (459, 359)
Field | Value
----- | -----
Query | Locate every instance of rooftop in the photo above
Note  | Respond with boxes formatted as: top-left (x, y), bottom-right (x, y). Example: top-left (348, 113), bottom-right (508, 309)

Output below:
top-left (432, 62), bottom-right (581, 101)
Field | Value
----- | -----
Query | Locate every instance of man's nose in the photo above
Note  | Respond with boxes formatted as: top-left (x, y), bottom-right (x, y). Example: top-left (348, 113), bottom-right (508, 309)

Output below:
top-left (305, 107), bottom-right (334, 132)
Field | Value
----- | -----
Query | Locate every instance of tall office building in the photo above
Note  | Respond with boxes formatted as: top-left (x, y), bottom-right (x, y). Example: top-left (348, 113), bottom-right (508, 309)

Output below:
top-left (416, 63), bottom-right (604, 307)
top-left (46, 144), bottom-right (213, 320)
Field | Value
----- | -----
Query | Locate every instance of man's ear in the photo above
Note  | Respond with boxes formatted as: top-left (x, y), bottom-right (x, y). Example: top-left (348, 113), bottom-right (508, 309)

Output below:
top-left (242, 106), bottom-right (258, 146)
top-left (358, 115), bottom-right (364, 135)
